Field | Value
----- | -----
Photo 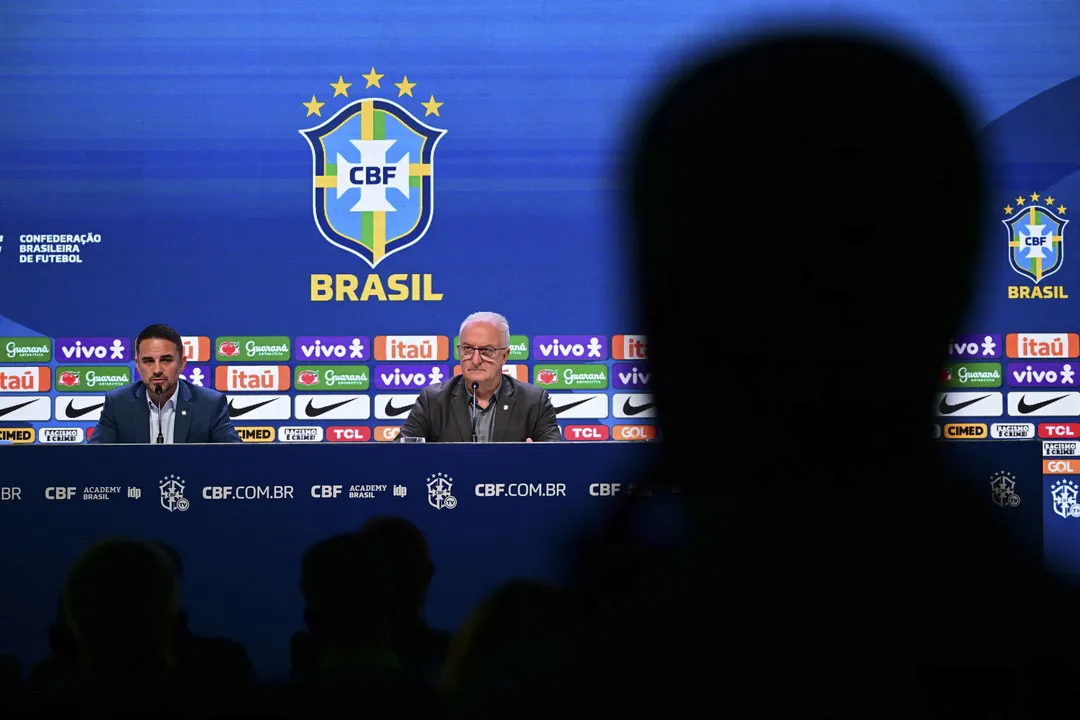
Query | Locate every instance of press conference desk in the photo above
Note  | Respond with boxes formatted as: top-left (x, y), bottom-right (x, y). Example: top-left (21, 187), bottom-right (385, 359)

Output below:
top-left (0, 441), bottom-right (659, 680)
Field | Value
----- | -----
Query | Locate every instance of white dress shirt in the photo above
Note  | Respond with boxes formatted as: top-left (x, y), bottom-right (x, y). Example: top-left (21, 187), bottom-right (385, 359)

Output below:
top-left (148, 383), bottom-right (179, 444)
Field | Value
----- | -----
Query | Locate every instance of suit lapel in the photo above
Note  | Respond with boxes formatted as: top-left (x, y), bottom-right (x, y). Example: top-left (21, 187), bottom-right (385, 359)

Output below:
top-left (132, 383), bottom-right (151, 444)
top-left (174, 381), bottom-right (193, 443)
top-left (492, 377), bottom-right (517, 442)
top-left (450, 377), bottom-right (474, 442)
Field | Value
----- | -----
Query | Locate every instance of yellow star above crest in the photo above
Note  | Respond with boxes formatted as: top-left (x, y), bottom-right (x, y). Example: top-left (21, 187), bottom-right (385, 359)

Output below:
top-left (362, 67), bottom-right (384, 88)
top-left (1015, 196), bottom-right (1026, 206)
top-left (330, 75), bottom-right (352, 97)
top-left (421, 94), bottom-right (443, 117)
top-left (1060, 205), bottom-right (1068, 214)
top-left (1047, 196), bottom-right (1055, 205)
top-left (303, 95), bottom-right (325, 117)
top-left (1004, 205), bottom-right (1013, 215)
top-left (1030, 191), bottom-right (1041, 202)
top-left (395, 75), bottom-right (417, 97)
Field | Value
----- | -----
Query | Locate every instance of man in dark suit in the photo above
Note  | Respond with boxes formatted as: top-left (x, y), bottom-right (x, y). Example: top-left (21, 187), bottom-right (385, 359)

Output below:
top-left (398, 312), bottom-right (561, 442)
top-left (87, 324), bottom-right (241, 444)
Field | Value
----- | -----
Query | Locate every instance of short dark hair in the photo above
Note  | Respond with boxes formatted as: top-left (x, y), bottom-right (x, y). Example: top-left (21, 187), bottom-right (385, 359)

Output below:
top-left (135, 324), bottom-right (183, 358)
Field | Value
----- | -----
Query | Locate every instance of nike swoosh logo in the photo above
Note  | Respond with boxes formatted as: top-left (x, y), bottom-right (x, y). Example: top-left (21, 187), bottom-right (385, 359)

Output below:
top-left (937, 394), bottom-right (990, 415)
top-left (554, 397), bottom-right (593, 415)
top-left (228, 398), bottom-right (279, 418)
top-left (1017, 394), bottom-right (1069, 415)
top-left (0, 398), bottom-right (41, 418)
top-left (64, 401), bottom-right (104, 419)
top-left (622, 398), bottom-right (656, 416)
top-left (384, 399), bottom-right (414, 417)
top-left (305, 398), bottom-right (355, 417)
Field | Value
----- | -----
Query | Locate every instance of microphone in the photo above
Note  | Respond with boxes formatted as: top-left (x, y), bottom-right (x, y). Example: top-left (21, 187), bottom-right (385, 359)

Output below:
top-left (155, 385), bottom-right (164, 444)
top-left (470, 381), bottom-right (479, 443)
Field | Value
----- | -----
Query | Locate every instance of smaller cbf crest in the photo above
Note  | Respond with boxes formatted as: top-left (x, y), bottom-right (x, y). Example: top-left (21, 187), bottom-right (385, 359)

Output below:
top-left (1005, 194), bottom-right (1067, 284)
top-left (300, 69), bottom-right (447, 268)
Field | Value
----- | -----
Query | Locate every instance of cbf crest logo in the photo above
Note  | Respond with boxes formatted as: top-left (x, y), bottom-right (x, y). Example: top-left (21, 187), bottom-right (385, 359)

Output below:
top-left (159, 474), bottom-right (190, 513)
top-left (1050, 478), bottom-right (1080, 519)
top-left (989, 470), bottom-right (1020, 508)
top-left (1004, 192), bottom-right (1069, 300)
top-left (300, 68), bottom-right (447, 268)
top-left (426, 471), bottom-right (457, 510)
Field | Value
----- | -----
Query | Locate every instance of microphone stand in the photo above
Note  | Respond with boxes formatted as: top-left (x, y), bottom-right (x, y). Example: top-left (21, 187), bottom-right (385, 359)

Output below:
top-left (155, 385), bottom-right (164, 444)
top-left (470, 381), bottom-right (479, 443)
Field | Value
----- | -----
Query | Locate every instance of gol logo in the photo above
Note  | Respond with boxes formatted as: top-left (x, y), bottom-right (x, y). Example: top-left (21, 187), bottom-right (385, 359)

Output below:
top-left (943, 423), bottom-right (987, 439)
top-left (375, 426), bottom-right (401, 442)
top-left (1044, 459), bottom-right (1080, 474)
top-left (563, 425), bottom-right (610, 441)
top-left (613, 425), bottom-right (657, 441)
top-left (327, 426), bottom-right (371, 442)
top-left (237, 427), bottom-right (276, 443)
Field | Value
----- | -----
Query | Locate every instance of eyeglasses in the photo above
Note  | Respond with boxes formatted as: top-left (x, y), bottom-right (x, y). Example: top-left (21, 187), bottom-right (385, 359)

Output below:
top-left (458, 344), bottom-right (507, 360)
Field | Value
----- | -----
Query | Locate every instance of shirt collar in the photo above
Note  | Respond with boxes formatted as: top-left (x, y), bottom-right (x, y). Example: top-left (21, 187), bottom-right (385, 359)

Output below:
top-left (147, 382), bottom-right (179, 411)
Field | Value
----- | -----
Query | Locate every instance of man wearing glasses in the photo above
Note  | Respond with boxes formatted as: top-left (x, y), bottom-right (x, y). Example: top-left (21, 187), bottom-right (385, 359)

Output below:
top-left (397, 312), bottom-right (561, 442)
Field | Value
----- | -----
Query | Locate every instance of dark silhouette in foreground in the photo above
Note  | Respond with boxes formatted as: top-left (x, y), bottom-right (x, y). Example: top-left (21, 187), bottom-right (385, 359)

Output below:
top-left (503, 30), bottom-right (1076, 718)
top-left (358, 515), bottom-right (452, 684)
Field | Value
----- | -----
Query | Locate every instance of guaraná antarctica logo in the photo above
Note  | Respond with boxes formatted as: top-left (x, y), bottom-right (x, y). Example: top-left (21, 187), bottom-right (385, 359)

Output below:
top-left (300, 68), bottom-right (447, 268)
top-left (1005, 191), bottom-right (1068, 300)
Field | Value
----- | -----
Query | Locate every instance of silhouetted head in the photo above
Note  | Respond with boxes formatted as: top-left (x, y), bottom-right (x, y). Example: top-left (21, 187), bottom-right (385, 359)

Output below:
top-left (301, 532), bottom-right (392, 647)
top-left (61, 538), bottom-right (181, 674)
top-left (359, 516), bottom-right (434, 620)
top-left (147, 540), bottom-right (183, 582)
top-left (628, 31), bottom-right (983, 463)
top-left (442, 579), bottom-right (568, 697)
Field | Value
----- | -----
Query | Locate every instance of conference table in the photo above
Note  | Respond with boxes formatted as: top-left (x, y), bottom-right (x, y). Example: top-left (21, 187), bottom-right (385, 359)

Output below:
top-left (0, 441), bottom-right (661, 680)
top-left (0, 438), bottom-right (1075, 681)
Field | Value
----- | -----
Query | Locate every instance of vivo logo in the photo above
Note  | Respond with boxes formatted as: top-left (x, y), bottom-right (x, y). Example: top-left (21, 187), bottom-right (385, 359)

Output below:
top-left (1007, 362), bottom-right (1077, 387)
top-left (612, 363), bottom-right (651, 389)
top-left (296, 336), bottom-right (369, 361)
top-left (373, 365), bottom-right (447, 390)
top-left (946, 334), bottom-right (1000, 359)
top-left (57, 337), bottom-right (130, 361)
top-left (532, 335), bottom-right (608, 360)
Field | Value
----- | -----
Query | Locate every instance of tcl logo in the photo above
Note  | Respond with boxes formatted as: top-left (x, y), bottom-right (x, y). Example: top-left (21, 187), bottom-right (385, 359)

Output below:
top-left (375, 426), bottom-right (401, 442)
top-left (45, 487), bottom-right (77, 500)
top-left (613, 424), bottom-right (657, 441)
top-left (182, 336), bottom-right (212, 362)
top-left (1039, 423), bottom-right (1080, 438)
top-left (612, 334), bottom-right (648, 360)
top-left (1044, 459), bottom-right (1080, 474)
top-left (311, 485), bottom-right (343, 498)
top-left (214, 366), bottom-right (291, 392)
top-left (563, 425), bottom-right (610, 441)
top-left (327, 426), bottom-right (371, 442)
top-left (86, 427), bottom-right (94, 441)
top-left (589, 483), bottom-right (622, 496)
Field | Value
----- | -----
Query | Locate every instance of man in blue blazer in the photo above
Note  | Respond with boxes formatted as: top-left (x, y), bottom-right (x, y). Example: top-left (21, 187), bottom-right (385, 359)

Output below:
top-left (88, 324), bottom-right (241, 444)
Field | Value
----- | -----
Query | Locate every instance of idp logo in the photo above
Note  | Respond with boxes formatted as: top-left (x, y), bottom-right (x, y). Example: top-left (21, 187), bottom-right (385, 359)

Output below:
top-left (1005, 193), bottom-right (1068, 300)
top-left (300, 71), bottom-right (447, 268)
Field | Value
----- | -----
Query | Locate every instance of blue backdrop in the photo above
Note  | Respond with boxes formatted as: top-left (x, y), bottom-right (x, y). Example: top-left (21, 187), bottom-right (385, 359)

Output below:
top-left (3, 0), bottom-right (1080, 680)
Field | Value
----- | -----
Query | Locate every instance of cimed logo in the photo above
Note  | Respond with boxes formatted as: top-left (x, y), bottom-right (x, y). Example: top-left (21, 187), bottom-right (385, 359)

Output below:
top-left (1005, 192), bottom-right (1067, 284)
top-left (989, 470), bottom-right (1020, 508)
top-left (300, 68), bottom-right (447, 268)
